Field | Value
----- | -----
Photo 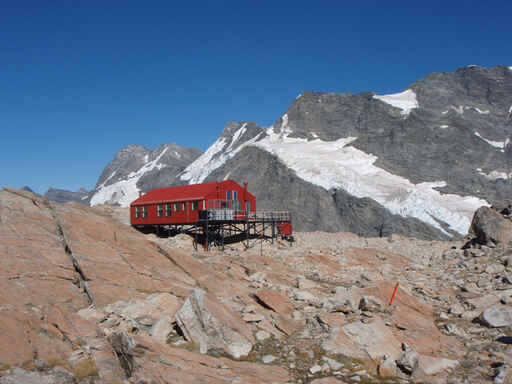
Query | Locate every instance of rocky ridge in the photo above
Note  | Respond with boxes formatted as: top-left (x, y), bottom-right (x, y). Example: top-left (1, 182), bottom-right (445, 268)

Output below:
top-left (89, 143), bottom-right (202, 207)
top-left (44, 188), bottom-right (90, 205)
top-left (2, 187), bottom-right (512, 383)
top-left (89, 65), bottom-right (512, 239)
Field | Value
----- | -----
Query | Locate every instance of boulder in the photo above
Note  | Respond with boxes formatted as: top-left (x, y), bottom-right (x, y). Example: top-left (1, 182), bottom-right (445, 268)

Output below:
top-left (359, 296), bottom-right (384, 312)
top-left (419, 355), bottom-right (459, 375)
top-left (294, 290), bottom-right (318, 302)
top-left (323, 317), bottom-right (401, 363)
top-left (397, 344), bottom-right (419, 375)
top-left (478, 305), bottom-right (512, 328)
top-left (254, 289), bottom-right (294, 315)
top-left (469, 206), bottom-right (512, 247)
top-left (493, 200), bottom-right (512, 216)
top-left (378, 355), bottom-right (397, 377)
top-left (150, 314), bottom-right (174, 343)
top-left (175, 289), bottom-right (254, 358)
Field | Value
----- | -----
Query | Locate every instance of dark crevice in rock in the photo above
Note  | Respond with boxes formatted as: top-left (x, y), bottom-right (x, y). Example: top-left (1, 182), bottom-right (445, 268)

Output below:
top-left (46, 203), bottom-right (95, 306)
top-left (252, 294), bottom-right (275, 312)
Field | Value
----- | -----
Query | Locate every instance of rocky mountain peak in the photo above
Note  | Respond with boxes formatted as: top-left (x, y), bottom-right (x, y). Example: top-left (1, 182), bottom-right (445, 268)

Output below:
top-left (90, 142), bottom-right (202, 207)
top-left (89, 65), bottom-right (511, 239)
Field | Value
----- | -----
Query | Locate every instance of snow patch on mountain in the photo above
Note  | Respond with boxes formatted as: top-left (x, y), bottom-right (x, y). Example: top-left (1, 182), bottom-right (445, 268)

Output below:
top-left (180, 127), bottom-right (263, 184)
top-left (251, 127), bottom-right (486, 235)
top-left (227, 123), bottom-right (247, 151)
top-left (474, 132), bottom-right (505, 151)
top-left (373, 89), bottom-right (419, 116)
top-left (90, 147), bottom-right (169, 207)
top-left (99, 170), bottom-right (117, 189)
top-left (478, 169), bottom-right (511, 181)
top-left (473, 107), bottom-right (490, 114)
top-left (451, 105), bottom-right (464, 114)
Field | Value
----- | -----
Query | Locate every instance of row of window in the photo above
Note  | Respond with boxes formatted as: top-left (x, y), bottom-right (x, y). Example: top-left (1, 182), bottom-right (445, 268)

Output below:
top-left (135, 201), bottom-right (201, 218)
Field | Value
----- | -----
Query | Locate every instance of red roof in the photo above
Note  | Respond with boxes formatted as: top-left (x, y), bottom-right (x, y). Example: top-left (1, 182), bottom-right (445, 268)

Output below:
top-left (131, 182), bottom-right (220, 205)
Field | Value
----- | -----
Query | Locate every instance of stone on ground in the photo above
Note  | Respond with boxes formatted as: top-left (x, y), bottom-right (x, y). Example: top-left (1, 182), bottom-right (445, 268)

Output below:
top-left (175, 289), bottom-right (254, 358)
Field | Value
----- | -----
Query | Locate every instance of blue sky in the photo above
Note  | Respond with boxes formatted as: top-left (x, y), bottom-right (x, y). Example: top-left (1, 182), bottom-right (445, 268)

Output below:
top-left (2, 1), bottom-right (511, 194)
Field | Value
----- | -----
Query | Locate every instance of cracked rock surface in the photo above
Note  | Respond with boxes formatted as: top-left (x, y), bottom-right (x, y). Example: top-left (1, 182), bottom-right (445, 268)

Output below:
top-left (2, 187), bottom-right (512, 383)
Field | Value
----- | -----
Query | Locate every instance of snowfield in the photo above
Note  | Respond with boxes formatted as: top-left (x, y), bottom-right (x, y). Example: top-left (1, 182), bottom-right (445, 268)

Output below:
top-left (251, 118), bottom-right (488, 235)
top-left (373, 89), bottom-right (419, 116)
top-left (179, 114), bottom-right (488, 235)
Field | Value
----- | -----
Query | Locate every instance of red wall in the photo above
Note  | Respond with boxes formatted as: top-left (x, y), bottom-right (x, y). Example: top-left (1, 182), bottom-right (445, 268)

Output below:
top-left (130, 180), bottom-right (256, 226)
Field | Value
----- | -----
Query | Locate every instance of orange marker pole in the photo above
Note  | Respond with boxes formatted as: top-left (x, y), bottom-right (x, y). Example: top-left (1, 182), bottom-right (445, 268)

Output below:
top-left (389, 282), bottom-right (399, 306)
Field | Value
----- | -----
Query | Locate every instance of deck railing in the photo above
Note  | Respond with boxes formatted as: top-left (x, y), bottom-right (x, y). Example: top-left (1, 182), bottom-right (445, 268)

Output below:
top-left (204, 209), bottom-right (290, 222)
top-left (204, 199), bottom-right (290, 222)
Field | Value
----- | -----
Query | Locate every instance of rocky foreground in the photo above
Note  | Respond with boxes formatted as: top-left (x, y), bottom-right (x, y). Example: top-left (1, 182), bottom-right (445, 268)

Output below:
top-left (1, 188), bottom-right (512, 383)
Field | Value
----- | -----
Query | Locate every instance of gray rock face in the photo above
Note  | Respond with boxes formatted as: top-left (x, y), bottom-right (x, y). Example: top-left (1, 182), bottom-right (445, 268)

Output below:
top-left (469, 206), bottom-right (512, 247)
top-left (331, 188), bottom-right (451, 239)
top-left (90, 143), bottom-right (202, 205)
top-left (91, 65), bottom-right (512, 239)
top-left (282, 66), bottom-right (512, 203)
top-left (44, 187), bottom-right (90, 204)
top-left (97, 143), bottom-right (202, 191)
top-left (478, 305), bottom-right (512, 327)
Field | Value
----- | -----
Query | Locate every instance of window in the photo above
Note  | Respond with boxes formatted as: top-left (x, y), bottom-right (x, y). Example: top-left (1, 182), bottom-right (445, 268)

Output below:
top-left (245, 201), bottom-right (251, 212)
top-left (233, 200), bottom-right (241, 210)
top-left (135, 206), bottom-right (140, 218)
top-left (142, 205), bottom-right (148, 218)
top-left (191, 201), bottom-right (198, 211)
top-left (182, 202), bottom-right (186, 211)
top-left (233, 190), bottom-right (237, 201)
top-left (226, 190), bottom-right (231, 200)
top-left (174, 203), bottom-right (180, 212)
top-left (165, 203), bottom-right (171, 216)
top-left (157, 204), bottom-right (163, 217)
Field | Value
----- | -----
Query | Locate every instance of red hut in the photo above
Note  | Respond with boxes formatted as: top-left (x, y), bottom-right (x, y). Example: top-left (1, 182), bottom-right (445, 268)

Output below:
top-left (130, 180), bottom-right (256, 226)
top-left (130, 180), bottom-right (292, 248)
